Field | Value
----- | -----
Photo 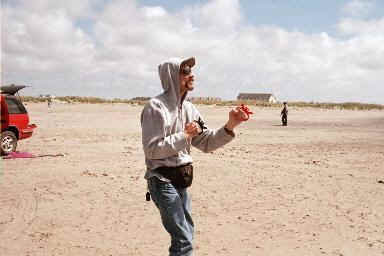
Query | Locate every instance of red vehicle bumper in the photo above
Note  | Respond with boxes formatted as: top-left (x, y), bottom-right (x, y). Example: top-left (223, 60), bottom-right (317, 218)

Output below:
top-left (20, 124), bottom-right (37, 140)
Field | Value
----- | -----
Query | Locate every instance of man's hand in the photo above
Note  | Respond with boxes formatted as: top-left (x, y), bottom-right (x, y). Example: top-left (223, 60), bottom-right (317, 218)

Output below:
top-left (225, 106), bottom-right (250, 131)
top-left (184, 121), bottom-right (202, 140)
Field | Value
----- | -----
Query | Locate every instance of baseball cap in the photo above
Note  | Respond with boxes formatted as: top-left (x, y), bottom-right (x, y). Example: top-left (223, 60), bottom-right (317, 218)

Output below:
top-left (180, 57), bottom-right (196, 68)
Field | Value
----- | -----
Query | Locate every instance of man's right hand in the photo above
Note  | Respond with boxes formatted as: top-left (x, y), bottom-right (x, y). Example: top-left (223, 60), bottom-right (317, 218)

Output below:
top-left (184, 122), bottom-right (202, 140)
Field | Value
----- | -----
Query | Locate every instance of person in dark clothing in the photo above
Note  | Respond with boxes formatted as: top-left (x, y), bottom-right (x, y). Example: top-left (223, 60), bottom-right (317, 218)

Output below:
top-left (281, 102), bottom-right (288, 126)
top-left (47, 97), bottom-right (52, 108)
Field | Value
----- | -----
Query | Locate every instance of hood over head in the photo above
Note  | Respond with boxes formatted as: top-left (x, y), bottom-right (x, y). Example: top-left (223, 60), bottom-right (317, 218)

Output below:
top-left (158, 57), bottom-right (195, 109)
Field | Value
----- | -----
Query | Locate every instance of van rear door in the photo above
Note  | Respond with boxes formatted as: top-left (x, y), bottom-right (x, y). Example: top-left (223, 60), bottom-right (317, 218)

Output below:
top-left (1, 96), bottom-right (10, 131)
top-left (5, 96), bottom-right (29, 138)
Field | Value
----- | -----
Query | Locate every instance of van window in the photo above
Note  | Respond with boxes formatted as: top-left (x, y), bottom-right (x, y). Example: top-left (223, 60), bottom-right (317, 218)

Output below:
top-left (5, 97), bottom-right (27, 114)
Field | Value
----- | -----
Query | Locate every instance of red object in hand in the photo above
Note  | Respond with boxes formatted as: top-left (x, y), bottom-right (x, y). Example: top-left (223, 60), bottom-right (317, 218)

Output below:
top-left (240, 104), bottom-right (253, 121)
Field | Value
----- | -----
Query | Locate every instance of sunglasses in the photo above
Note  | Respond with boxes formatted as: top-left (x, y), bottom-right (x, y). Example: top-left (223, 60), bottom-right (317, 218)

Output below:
top-left (180, 65), bottom-right (192, 75)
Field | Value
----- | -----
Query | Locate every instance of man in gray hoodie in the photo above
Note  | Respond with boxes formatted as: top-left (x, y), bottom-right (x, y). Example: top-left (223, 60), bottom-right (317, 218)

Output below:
top-left (141, 57), bottom-right (248, 256)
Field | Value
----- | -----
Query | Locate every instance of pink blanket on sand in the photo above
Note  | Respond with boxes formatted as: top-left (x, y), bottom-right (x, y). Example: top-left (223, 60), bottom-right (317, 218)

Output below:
top-left (2, 152), bottom-right (64, 159)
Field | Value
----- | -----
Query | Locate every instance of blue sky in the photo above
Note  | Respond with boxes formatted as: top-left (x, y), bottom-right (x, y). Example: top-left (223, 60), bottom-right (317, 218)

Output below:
top-left (2, 0), bottom-right (384, 103)
top-left (140, 0), bottom-right (384, 34)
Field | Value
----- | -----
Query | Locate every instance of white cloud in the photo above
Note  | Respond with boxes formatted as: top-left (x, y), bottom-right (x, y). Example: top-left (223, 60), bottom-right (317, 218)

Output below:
top-left (3, 6), bottom-right (95, 72)
top-left (190, 0), bottom-right (243, 32)
top-left (2, 0), bottom-right (384, 103)
top-left (342, 0), bottom-right (375, 17)
top-left (338, 17), bottom-right (384, 35)
top-left (142, 6), bottom-right (167, 18)
top-left (17, 0), bottom-right (104, 19)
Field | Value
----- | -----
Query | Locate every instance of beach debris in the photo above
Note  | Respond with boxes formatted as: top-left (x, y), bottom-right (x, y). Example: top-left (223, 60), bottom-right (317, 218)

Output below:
top-left (29, 231), bottom-right (53, 242)
top-left (82, 170), bottom-right (98, 177)
top-left (304, 160), bottom-right (321, 165)
top-left (81, 170), bottom-right (116, 179)
top-left (37, 153), bottom-right (65, 158)
top-left (378, 180), bottom-right (384, 184)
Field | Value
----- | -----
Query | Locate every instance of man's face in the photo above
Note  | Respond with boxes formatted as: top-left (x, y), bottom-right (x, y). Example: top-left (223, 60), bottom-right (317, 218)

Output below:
top-left (179, 65), bottom-right (194, 94)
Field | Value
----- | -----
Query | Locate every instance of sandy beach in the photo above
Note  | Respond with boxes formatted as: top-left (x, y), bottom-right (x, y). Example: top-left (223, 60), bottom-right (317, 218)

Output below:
top-left (1, 102), bottom-right (383, 256)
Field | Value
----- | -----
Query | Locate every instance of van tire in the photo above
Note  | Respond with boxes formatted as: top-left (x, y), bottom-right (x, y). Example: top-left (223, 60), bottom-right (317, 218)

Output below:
top-left (1, 131), bottom-right (18, 155)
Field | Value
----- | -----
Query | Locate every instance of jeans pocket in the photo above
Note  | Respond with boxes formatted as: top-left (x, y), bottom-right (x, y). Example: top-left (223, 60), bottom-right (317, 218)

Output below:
top-left (151, 178), bottom-right (181, 215)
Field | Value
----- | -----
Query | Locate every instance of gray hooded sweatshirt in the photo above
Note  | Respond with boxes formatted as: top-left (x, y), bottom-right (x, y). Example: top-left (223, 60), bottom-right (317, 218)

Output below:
top-left (141, 58), bottom-right (234, 181)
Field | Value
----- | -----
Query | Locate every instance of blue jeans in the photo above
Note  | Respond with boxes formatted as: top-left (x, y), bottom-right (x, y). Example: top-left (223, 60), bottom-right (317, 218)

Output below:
top-left (148, 177), bottom-right (194, 256)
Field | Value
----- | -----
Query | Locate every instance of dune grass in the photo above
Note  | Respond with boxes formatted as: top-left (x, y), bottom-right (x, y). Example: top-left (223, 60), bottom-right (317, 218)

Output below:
top-left (20, 96), bottom-right (384, 110)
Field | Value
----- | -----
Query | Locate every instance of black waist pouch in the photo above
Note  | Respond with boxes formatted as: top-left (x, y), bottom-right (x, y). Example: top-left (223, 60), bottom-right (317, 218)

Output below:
top-left (155, 164), bottom-right (193, 189)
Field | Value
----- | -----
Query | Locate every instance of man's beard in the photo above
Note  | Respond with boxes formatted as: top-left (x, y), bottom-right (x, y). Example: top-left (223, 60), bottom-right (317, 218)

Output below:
top-left (187, 82), bottom-right (194, 91)
top-left (186, 78), bottom-right (194, 91)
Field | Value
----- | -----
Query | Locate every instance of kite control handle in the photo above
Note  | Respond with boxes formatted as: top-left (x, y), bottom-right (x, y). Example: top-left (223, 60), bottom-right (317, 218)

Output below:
top-left (240, 104), bottom-right (253, 121)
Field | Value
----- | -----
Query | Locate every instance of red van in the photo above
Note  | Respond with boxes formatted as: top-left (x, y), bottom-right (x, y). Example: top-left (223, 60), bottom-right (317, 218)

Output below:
top-left (1, 85), bottom-right (37, 155)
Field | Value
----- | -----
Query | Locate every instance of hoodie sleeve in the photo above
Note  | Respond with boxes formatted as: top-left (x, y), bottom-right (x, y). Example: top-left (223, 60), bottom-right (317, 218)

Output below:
top-left (188, 104), bottom-right (234, 153)
top-left (191, 126), bottom-right (234, 153)
top-left (141, 101), bottom-right (188, 160)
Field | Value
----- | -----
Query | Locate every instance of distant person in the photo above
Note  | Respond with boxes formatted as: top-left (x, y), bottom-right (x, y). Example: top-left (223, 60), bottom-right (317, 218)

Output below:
top-left (281, 102), bottom-right (288, 126)
top-left (141, 57), bottom-right (248, 256)
top-left (47, 97), bottom-right (52, 108)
